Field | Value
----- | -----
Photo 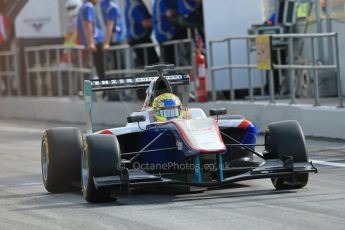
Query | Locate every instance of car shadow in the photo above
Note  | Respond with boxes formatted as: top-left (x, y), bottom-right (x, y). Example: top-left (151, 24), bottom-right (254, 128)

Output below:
top-left (11, 183), bottom-right (297, 211)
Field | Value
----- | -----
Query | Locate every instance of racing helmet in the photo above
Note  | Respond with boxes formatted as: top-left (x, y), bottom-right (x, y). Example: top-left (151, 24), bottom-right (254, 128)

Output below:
top-left (152, 93), bottom-right (183, 122)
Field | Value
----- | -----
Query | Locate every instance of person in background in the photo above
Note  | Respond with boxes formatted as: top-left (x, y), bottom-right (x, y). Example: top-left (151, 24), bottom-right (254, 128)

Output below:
top-left (100, 0), bottom-right (124, 49)
top-left (153, 0), bottom-right (187, 65)
top-left (100, 0), bottom-right (124, 71)
top-left (265, 12), bottom-right (277, 26)
top-left (177, 0), bottom-right (204, 53)
top-left (125, 0), bottom-right (159, 67)
top-left (178, 0), bottom-right (203, 25)
top-left (62, 0), bottom-right (82, 64)
top-left (65, 0), bottom-right (83, 46)
top-left (77, 0), bottom-right (105, 79)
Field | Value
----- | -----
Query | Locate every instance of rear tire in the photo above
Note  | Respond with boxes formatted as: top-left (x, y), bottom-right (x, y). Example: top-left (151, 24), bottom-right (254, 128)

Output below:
top-left (41, 128), bottom-right (82, 193)
top-left (82, 134), bottom-right (121, 203)
top-left (265, 121), bottom-right (309, 190)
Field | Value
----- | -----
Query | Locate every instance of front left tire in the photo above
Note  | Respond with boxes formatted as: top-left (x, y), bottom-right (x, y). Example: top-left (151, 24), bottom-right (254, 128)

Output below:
top-left (265, 120), bottom-right (309, 190)
top-left (41, 128), bottom-right (82, 193)
top-left (82, 134), bottom-right (122, 203)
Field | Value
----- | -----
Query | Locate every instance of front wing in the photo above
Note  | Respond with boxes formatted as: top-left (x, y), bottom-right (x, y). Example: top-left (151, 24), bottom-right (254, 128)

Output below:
top-left (93, 159), bottom-right (317, 191)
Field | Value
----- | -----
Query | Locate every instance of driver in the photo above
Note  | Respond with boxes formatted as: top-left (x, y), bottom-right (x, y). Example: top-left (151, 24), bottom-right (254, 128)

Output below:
top-left (152, 93), bottom-right (183, 122)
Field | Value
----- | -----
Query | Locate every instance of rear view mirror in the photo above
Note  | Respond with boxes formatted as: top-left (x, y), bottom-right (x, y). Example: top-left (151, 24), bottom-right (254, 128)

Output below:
top-left (209, 108), bottom-right (227, 117)
top-left (127, 115), bottom-right (146, 123)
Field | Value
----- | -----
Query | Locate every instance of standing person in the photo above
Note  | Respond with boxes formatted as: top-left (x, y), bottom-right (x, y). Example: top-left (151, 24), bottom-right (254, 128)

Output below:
top-left (100, 0), bottom-right (124, 71)
top-left (178, 0), bottom-right (203, 25)
top-left (61, 0), bottom-right (82, 64)
top-left (153, 0), bottom-right (187, 65)
top-left (125, 0), bottom-right (159, 67)
top-left (100, 0), bottom-right (124, 48)
top-left (77, 0), bottom-right (105, 79)
top-left (65, 0), bottom-right (83, 46)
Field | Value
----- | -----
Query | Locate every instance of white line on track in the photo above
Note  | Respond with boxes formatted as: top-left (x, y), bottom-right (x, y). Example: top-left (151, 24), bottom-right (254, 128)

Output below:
top-left (312, 160), bottom-right (345, 168)
top-left (20, 182), bottom-right (42, 186)
top-left (0, 127), bottom-right (44, 134)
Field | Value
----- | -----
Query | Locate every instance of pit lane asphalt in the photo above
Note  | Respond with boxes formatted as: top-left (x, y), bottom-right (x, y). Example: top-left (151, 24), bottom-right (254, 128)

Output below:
top-left (0, 119), bottom-right (345, 230)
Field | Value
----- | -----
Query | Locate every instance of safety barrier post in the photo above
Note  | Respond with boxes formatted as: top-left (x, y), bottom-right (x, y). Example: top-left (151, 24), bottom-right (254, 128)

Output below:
top-left (55, 49), bottom-right (62, 97)
top-left (14, 45), bottom-right (21, 96)
top-left (116, 48), bottom-right (121, 69)
top-left (268, 69), bottom-right (275, 103)
top-left (246, 38), bottom-right (253, 102)
top-left (227, 39), bottom-right (234, 101)
top-left (5, 54), bottom-right (11, 96)
top-left (143, 47), bottom-right (148, 67)
top-left (335, 33), bottom-right (344, 108)
top-left (209, 41), bottom-right (216, 101)
top-left (78, 48), bottom-right (84, 95)
top-left (190, 40), bottom-right (197, 101)
top-left (34, 50), bottom-right (41, 97)
top-left (45, 49), bottom-right (52, 96)
top-left (311, 37), bottom-right (320, 106)
top-left (24, 50), bottom-right (31, 96)
top-left (259, 70), bottom-right (265, 96)
top-left (325, 0), bottom-right (334, 64)
top-left (288, 37), bottom-right (296, 104)
top-left (67, 47), bottom-right (73, 97)
top-left (174, 43), bottom-right (179, 67)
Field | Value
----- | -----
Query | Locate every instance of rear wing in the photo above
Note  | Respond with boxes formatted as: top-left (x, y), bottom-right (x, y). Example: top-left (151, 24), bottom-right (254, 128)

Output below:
top-left (84, 70), bottom-right (190, 133)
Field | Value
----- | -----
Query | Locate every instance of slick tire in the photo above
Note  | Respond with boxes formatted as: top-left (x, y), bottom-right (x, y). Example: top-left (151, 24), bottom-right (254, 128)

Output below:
top-left (82, 134), bottom-right (121, 203)
top-left (41, 128), bottom-right (83, 193)
top-left (265, 120), bottom-right (309, 190)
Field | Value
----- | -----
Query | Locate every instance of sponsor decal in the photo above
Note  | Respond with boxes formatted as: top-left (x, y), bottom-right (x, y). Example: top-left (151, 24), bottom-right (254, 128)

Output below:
top-left (92, 75), bottom-right (187, 87)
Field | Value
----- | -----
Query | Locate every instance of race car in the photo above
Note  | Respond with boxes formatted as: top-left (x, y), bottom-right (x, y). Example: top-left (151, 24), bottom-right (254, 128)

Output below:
top-left (41, 64), bottom-right (317, 203)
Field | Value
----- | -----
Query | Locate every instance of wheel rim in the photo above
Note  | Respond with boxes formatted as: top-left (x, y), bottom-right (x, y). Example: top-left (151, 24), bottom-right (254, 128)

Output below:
top-left (81, 149), bottom-right (89, 196)
top-left (41, 141), bottom-right (48, 182)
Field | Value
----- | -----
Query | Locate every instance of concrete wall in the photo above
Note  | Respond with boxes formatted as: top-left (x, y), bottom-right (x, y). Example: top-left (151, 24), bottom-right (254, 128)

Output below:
top-left (0, 97), bottom-right (344, 139)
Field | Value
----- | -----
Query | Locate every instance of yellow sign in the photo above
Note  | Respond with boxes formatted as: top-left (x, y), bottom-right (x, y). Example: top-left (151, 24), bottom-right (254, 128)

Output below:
top-left (256, 35), bottom-right (272, 70)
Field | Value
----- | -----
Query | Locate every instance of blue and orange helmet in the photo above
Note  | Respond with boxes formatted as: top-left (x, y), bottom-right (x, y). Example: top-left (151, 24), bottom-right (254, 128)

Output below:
top-left (152, 93), bottom-right (183, 122)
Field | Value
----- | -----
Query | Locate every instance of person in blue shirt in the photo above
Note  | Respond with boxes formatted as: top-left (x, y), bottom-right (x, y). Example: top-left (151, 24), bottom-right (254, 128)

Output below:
top-left (100, 0), bottom-right (124, 49)
top-left (178, 0), bottom-right (200, 17)
top-left (153, 0), bottom-right (187, 64)
top-left (178, 0), bottom-right (204, 46)
top-left (266, 13), bottom-right (277, 26)
top-left (77, 0), bottom-right (105, 79)
top-left (100, 0), bottom-right (124, 71)
top-left (178, 0), bottom-right (203, 25)
top-left (125, 0), bottom-right (158, 67)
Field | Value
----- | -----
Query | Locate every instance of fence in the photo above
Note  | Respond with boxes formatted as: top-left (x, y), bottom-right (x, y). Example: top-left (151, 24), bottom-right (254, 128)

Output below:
top-left (209, 32), bottom-right (344, 107)
top-left (22, 38), bottom-right (196, 98)
top-left (24, 45), bottom-right (92, 97)
top-left (0, 46), bottom-right (20, 96)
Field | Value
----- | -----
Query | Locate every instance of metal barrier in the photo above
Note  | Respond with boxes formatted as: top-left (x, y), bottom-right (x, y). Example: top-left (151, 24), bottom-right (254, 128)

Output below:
top-left (22, 38), bottom-right (196, 98)
top-left (0, 46), bottom-right (20, 96)
top-left (209, 32), bottom-right (344, 108)
top-left (104, 38), bottom-right (195, 75)
top-left (24, 45), bottom-right (92, 97)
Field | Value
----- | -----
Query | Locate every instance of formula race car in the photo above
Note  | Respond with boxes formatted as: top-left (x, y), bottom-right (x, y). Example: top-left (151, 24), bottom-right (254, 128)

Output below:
top-left (41, 64), bottom-right (317, 203)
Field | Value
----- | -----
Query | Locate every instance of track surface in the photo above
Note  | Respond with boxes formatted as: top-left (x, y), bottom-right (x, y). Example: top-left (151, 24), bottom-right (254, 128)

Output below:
top-left (0, 119), bottom-right (345, 230)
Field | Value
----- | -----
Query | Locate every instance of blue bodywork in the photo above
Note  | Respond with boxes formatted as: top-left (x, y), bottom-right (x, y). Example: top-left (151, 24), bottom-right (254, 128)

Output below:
top-left (135, 121), bottom-right (258, 166)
